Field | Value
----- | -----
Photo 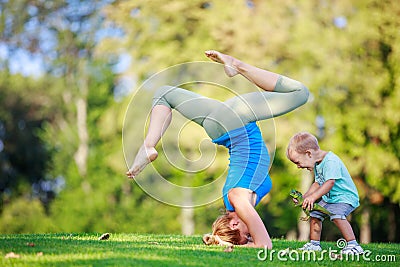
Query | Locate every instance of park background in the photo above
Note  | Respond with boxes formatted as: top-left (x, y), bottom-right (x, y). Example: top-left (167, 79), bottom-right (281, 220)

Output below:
top-left (0, 0), bottom-right (399, 244)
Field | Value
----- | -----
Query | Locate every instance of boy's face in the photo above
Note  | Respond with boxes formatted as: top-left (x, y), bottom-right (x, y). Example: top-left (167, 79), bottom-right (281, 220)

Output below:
top-left (289, 150), bottom-right (315, 171)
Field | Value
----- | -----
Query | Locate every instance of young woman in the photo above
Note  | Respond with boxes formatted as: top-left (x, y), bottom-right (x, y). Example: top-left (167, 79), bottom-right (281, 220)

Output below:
top-left (126, 50), bottom-right (309, 248)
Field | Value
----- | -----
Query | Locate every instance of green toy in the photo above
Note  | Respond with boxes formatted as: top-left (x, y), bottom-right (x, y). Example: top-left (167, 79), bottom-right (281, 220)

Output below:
top-left (290, 189), bottom-right (333, 221)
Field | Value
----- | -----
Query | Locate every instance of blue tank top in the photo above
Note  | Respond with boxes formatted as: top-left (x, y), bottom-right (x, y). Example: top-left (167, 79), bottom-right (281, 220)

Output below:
top-left (212, 122), bottom-right (272, 211)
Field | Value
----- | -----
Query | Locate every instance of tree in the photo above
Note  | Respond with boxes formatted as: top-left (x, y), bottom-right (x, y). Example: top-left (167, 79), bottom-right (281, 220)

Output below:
top-left (0, 73), bottom-right (62, 212)
top-left (0, 0), bottom-right (67, 210)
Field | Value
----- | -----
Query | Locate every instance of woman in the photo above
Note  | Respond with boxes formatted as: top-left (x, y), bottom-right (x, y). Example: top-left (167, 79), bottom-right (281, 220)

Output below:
top-left (126, 50), bottom-right (309, 248)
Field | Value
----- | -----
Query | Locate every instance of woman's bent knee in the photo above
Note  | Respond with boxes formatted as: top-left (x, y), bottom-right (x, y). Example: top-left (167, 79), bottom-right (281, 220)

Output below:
top-left (152, 86), bottom-right (176, 108)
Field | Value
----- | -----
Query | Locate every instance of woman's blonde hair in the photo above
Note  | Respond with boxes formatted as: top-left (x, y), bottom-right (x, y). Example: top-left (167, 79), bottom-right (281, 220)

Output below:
top-left (202, 213), bottom-right (242, 246)
top-left (286, 132), bottom-right (319, 158)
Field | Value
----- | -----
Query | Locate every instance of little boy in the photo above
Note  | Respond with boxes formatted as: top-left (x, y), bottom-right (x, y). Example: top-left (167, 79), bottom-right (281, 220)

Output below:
top-left (286, 132), bottom-right (364, 255)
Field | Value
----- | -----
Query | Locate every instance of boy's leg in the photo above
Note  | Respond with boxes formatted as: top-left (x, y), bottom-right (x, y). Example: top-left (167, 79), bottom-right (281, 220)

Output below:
top-left (324, 202), bottom-right (363, 254)
top-left (327, 202), bottom-right (357, 242)
top-left (298, 216), bottom-right (323, 251)
top-left (332, 219), bottom-right (356, 241)
top-left (298, 212), bottom-right (324, 251)
top-left (310, 217), bottom-right (323, 241)
top-left (333, 218), bottom-right (364, 254)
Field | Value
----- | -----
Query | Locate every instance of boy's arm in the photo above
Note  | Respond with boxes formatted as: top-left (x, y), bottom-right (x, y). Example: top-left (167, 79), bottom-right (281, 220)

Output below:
top-left (302, 180), bottom-right (335, 211)
top-left (303, 182), bottom-right (320, 198)
top-left (292, 182), bottom-right (319, 205)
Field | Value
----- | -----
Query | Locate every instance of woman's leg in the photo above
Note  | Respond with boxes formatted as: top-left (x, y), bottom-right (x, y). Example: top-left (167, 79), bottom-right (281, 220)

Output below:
top-left (127, 86), bottom-right (224, 178)
top-left (221, 79), bottom-right (309, 126)
top-left (126, 105), bottom-right (171, 178)
top-left (205, 51), bottom-right (309, 130)
top-left (205, 50), bottom-right (279, 91)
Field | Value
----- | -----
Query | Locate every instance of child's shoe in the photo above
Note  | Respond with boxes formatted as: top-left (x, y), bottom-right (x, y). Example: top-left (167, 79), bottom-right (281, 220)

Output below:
top-left (341, 245), bottom-right (364, 255)
top-left (298, 242), bottom-right (322, 251)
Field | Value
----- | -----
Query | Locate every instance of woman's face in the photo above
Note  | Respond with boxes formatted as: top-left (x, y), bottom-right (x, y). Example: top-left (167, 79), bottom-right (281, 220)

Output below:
top-left (228, 212), bottom-right (249, 244)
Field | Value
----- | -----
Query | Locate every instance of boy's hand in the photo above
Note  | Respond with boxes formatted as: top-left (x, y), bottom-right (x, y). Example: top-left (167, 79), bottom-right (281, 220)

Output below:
top-left (302, 196), bottom-right (315, 211)
top-left (292, 198), bottom-right (299, 204)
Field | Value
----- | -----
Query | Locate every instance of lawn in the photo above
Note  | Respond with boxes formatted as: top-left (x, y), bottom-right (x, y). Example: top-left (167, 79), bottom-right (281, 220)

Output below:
top-left (0, 233), bottom-right (398, 266)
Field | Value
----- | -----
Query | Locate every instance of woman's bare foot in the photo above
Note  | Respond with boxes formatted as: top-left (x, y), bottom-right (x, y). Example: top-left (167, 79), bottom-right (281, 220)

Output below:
top-left (205, 50), bottom-right (239, 77)
top-left (126, 145), bottom-right (158, 179)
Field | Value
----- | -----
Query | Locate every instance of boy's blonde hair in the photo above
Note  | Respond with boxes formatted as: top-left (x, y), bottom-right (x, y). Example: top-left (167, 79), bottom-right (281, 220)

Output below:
top-left (286, 132), bottom-right (320, 158)
top-left (202, 213), bottom-right (242, 246)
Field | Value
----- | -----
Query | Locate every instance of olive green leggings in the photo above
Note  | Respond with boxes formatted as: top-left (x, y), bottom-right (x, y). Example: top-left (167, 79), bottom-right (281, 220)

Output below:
top-left (153, 75), bottom-right (309, 140)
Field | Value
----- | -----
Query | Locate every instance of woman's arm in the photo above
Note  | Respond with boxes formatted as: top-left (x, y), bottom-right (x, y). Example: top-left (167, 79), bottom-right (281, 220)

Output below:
top-left (228, 188), bottom-right (272, 249)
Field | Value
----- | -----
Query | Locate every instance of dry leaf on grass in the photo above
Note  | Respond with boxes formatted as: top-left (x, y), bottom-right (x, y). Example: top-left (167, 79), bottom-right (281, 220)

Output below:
top-left (5, 252), bottom-right (20, 259)
top-left (99, 233), bottom-right (110, 240)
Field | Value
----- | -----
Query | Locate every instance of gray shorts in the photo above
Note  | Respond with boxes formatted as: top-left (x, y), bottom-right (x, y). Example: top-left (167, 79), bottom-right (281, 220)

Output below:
top-left (310, 200), bottom-right (356, 221)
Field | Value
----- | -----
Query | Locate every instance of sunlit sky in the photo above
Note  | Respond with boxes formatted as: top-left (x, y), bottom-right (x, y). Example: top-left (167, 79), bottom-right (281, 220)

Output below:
top-left (0, 43), bottom-right (45, 77)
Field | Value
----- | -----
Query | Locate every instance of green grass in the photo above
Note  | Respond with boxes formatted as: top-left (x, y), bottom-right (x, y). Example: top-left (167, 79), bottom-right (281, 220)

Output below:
top-left (0, 233), bottom-right (398, 266)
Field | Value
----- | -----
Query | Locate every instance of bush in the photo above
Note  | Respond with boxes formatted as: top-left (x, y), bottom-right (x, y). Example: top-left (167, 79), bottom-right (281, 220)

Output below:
top-left (0, 197), bottom-right (55, 233)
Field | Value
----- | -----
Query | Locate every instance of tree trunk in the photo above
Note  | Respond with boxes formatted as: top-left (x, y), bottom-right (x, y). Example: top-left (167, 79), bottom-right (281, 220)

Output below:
top-left (181, 207), bottom-right (194, 235)
top-left (73, 63), bottom-right (89, 178)
top-left (298, 170), bottom-right (313, 241)
top-left (181, 189), bottom-right (194, 235)
top-left (387, 203), bottom-right (396, 242)
top-left (360, 206), bottom-right (371, 244)
top-left (74, 97), bottom-right (89, 177)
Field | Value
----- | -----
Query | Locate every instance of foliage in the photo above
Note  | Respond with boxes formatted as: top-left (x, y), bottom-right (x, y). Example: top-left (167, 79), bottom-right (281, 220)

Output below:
top-left (0, 73), bottom-right (62, 210)
top-left (0, 198), bottom-right (55, 233)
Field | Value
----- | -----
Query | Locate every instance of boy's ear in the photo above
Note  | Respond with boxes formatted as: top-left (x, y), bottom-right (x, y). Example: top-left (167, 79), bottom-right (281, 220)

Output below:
top-left (305, 150), bottom-right (313, 157)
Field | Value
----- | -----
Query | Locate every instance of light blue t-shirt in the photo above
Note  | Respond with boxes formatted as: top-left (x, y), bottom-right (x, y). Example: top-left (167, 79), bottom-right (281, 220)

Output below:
top-left (314, 152), bottom-right (359, 208)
